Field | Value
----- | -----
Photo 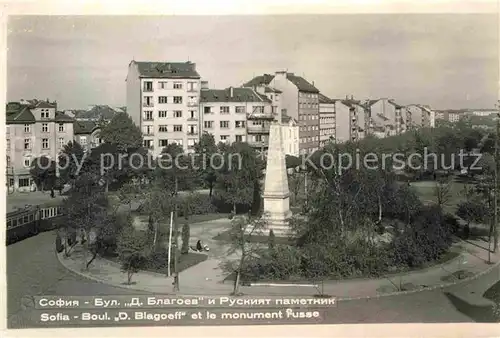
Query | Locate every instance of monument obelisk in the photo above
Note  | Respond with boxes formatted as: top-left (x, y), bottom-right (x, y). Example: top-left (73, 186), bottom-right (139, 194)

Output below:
top-left (262, 121), bottom-right (293, 237)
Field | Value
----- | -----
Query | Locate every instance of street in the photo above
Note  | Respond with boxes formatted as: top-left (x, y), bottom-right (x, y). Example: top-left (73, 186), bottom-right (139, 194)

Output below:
top-left (7, 230), bottom-right (499, 328)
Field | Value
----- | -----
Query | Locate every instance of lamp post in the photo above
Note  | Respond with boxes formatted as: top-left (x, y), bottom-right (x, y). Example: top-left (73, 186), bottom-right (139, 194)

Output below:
top-left (493, 100), bottom-right (500, 253)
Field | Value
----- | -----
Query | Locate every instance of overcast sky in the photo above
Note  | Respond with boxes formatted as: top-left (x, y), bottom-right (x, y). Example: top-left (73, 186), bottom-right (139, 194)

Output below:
top-left (7, 14), bottom-right (498, 110)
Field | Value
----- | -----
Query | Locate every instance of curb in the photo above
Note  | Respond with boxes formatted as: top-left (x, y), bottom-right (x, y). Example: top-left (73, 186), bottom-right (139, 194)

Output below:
top-left (56, 248), bottom-right (500, 301)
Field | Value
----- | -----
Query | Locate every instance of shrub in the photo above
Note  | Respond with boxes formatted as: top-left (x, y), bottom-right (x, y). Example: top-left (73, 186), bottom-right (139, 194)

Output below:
top-left (181, 223), bottom-right (190, 255)
top-left (180, 193), bottom-right (215, 217)
top-left (268, 229), bottom-right (276, 252)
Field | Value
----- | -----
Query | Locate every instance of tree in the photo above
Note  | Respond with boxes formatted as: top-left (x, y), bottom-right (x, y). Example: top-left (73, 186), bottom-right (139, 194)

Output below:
top-left (456, 200), bottom-right (490, 239)
top-left (181, 223), bottom-right (190, 255)
top-left (434, 176), bottom-right (453, 209)
top-left (223, 214), bottom-right (267, 295)
top-left (193, 132), bottom-right (218, 197)
top-left (58, 141), bottom-right (87, 188)
top-left (117, 227), bottom-right (149, 284)
top-left (99, 112), bottom-right (143, 152)
top-left (30, 156), bottom-right (57, 192)
top-left (215, 142), bottom-right (263, 215)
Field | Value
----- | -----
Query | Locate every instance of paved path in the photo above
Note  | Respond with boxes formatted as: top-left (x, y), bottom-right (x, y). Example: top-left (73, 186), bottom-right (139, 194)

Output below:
top-left (6, 229), bottom-right (500, 328)
top-left (59, 217), bottom-right (500, 301)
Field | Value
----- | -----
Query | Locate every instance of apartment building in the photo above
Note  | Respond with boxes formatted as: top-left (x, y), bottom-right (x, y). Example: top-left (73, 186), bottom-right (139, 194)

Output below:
top-left (73, 120), bottom-right (102, 151)
top-left (243, 71), bottom-right (320, 155)
top-left (318, 94), bottom-right (336, 146)
top-left (281, 115), bottom-right (300, 156)
top-left (199, 86), bottom-right (274, 146)
top-left (6, 100), bottom-right (74, 192)
top-left (405, 104), bottom-right (435, 128)
top-left (364, 98), bottom-right (406, 137)
top-left (126, 60), bottom-right (201, 156)
top-left (333, 98), bottom-right (368, 143)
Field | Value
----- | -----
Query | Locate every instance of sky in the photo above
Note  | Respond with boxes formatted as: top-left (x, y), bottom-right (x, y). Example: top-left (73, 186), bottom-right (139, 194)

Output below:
top-left (7, 14), bottom-right (498, 110)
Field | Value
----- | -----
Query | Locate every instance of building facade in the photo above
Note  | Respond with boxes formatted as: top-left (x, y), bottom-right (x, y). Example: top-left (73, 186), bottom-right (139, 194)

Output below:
top-left (6, 100), bottom-right (74, 192)
top-left (199, 86), bottom-right (274, 147)
top-left (405, 104), bottom-right (435, 128)
top-left (126, 60), bottom-right (201, 156)
top-left (243, 71), bottom-right (320, 154)
top-left (318, 94), bottom-right (336, 146)
top-left (281, 115), bottom-right (300, 156)
top-left (73, 120), bottom-right (102, 151)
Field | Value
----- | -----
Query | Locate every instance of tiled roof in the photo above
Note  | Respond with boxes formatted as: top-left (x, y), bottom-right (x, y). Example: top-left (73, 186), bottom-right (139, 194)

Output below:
top-left (55, 111), bottom-right (75, 122)
top-left (6, 102), bottom-right (35, 123)
top-left (133, 61), bottom-right (201, 79)
top-left (264, 86), bottom-right (282, 94)
top-left (319, 93), bottom-right (336, 104)
top-left (387, 99), bottom-right (404, 109)
top-left (200, 88), bottom-right (272, 103)
top-left (76, 105), bottom-right (119, 121)
top-left (73, 120), bottom-right (99, 135)
top-left (35, 100), bottom-right (57, 109)
top-left (243, 72), bottom-right (319, 93)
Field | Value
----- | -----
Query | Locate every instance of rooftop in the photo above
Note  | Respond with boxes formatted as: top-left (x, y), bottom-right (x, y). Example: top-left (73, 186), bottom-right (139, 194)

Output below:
top-left (319, 93), bottom-right (336, 104)
top-left (200, 87), bottom-right (272, 103)
top-left (73, 120), bottom-right (100, 135)
top-left (75, 105), bottom-right (120, 121)
top-left (132, 60), bottom-right (201, 79)
top-left (243, 72), bottom-right (320, 93)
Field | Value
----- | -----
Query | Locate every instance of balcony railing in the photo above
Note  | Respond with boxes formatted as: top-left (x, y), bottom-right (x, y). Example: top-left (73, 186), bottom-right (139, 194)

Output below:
top-left (143, 116), bottom-right (154, 121)
top-left (187, 131), bottom-right (198, 136)
top-left (187, 88), bottom-right (197, 92)
top-left (187, 101), bottom-right (198, 107)
top-left (187, 117), bottom-right (198, 121)
top-left (248, 141), bottom-right (269, 148)
top-left (143, 102), bottom-right (154, 108)
top-left (143, 87), bottom-right (154, 92)
top-left (247, 125), bottom-right (270, 133)
top-left (143, 131), bottom-right (154, 136)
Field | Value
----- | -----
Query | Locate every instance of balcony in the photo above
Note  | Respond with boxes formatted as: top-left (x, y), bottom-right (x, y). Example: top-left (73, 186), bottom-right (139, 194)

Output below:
top-left (187, 101), bottom-right (198, 107)
top-left (248, 141), bottom-right (269, 149)
top-left (143, 117), bottom-right (154, 121)
top-left (143, 87), bottom-right (154, 92)
top-left (187, 87), bottom-right (197, 93)
top-left (143, 131), bottom-right (154, 136)
top-left (187, 131), bottom-right (198, 136)
top-left (247, 125), bottom-right (270, 133)
top-left (143, 102), bottom-right (154, 108)
top-left (187, 117), bottom-right (198, 121)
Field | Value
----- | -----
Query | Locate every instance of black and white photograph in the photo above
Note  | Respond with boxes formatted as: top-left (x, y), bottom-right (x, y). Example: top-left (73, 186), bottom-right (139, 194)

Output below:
top-left (3, 1), bottom-right (500, 335)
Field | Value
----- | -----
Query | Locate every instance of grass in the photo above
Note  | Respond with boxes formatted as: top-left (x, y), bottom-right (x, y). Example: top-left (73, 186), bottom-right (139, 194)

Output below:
top-left (483, 280), bottom-right (500, 303)
top-left (411, 179), bottom-right (470, 214)
top-left (181, 213), bottom-right (230, 224)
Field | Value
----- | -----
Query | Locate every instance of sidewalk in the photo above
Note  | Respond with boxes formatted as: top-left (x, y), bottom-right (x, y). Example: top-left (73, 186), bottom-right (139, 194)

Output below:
top-left (57, 218), bottom-right (500, 300)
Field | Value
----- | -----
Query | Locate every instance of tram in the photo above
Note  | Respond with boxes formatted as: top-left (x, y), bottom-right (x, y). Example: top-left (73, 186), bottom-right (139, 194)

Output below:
top-left (6, 205), bottom-right (64, 245)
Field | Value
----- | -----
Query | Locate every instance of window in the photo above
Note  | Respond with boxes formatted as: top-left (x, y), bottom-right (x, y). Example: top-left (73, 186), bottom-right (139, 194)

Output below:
top-left (173, 125), bottom-right (183, 132)
top-left (236, 135), bottom-right (243, 142)
top-left (204, 106), bottom-right (212, 114)
top-left (204, 121), bottom-right (213, 129)
top-left (143, 96), bottom-right (153, 106)
top-left (24, 157), bottom-right (30, 167)
top-left (6, 139), bottom-right (10, 150)
top-left (158, 96), bottom-right (168, 104)
top-left (158, 81), bottom-right (168, 89)
top-left (41, 110), bottom-right (49, 118)
top-left (159, 139), bottom-right (168, 147)
top-left (42, 138), bottom-right (49, 149)
top-left (9, 178), bottom-right (14, 187)
top-left (158, 125), bottom-right (168, 132)
top-left (42, 123), bottom-right (48, 132)
top-left (58, 123), bottom-right (64, 132)
top-left (173, 82), bottom-right (183, 89)
top-left (24, 138), bottom-right (31, 150)
top-left (144, 111), bottom-right (153, 120)
top-left (188, 125), bottom-right (197, 134)
top-left (143, 125), bottom-right (154, 135)
top-left (143, 81), bottom-right (153, 92)
top-left (220, 106), bottom-right (230, 114)
top-left (235, 121), bottom-right (246, 128)
top-left (253, 106), bottom-right (265, 114)
top-left (59, 137), bottom-right (65, 147)
top-left (255, 135), bottom-right (262, 142)
top-left (80, 136), bottom-right (87, 145)
top-left (172, 139), bottom-right (183, 146)
top-left (24, 124), bottom-right (31, 133)
top-left (235, 106), bottom-right (245, 114)
top-left (174, 110), bottom-right (183, 118)
top-left (158, 111), bottom-right (168, 118)
top-left (173, 96), bottom-right (183, 104)
top-left (19, 178), bottom-right (30, 187)
top-left (143, 140), bottom-right (153, 149)
top-left (187, 82), bottom-right (197, 91)
top-left (220, 121), bottom-right (230, 129)
top-left (188, 139), bottom-right (196, 147)
top-left (220, 135), bottom-right (229, 141)
top-left (189, 110), bottom-right (196, 119)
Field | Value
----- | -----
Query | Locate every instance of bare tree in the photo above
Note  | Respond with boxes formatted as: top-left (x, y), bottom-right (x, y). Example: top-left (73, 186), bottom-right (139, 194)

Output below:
top-left (434, 176), bottom-right (452, 209)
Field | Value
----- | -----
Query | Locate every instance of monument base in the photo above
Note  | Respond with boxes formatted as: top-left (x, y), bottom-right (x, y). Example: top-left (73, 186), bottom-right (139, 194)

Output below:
top-left (245, 210), bottom-right (294, 238)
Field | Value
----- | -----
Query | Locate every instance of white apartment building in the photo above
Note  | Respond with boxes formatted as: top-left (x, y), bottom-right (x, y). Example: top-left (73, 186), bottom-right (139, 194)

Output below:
top-left (243, 71), bottom-right (321, 154)
top-left (334, 98), bottom-right (368, 143)
top-left (281, 115), bottom-right (299, 156)
top-left (126, 61), bottom-right (201, 155)
top-left (199, 86), bottom-right (274, 146)
top-left (6, 100), bottom-right (74, 192)
top-left (318, 93), bottom-right (336, 146)
top-left (405, 104), bottom-right (435, 128)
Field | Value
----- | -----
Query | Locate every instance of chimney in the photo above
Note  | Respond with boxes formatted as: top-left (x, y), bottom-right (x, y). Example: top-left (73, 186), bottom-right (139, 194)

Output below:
top-left (312, 81), bottom-right (315, 86)
top-left (229, 86), bottom-right (234, 98)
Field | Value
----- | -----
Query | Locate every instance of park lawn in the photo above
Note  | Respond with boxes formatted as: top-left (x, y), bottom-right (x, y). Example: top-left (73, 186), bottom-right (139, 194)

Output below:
top-left (106, 252), bottom-right (208, 274)
top-left (411, 180), bottom-right (471, 214)
top-left (483, 280), bottom-right (500, 303)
